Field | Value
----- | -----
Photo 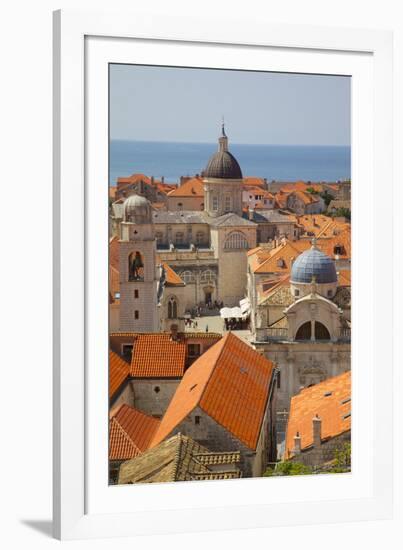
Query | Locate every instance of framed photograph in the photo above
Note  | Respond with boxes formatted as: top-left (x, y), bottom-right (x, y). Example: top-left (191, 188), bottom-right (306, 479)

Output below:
top-left (53, 10), bottom-right (393, 540)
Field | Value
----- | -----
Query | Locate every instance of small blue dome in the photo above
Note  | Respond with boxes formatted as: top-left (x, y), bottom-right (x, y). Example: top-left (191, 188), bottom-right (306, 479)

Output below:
top-left (291, 245), bottom-right (337, 284)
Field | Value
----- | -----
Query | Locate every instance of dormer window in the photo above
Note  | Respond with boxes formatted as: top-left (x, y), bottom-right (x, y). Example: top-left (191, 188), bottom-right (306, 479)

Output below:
top-left (277, 258), bottom-right (285, 268)
top-left (334, 245), bottom-right (344, 255)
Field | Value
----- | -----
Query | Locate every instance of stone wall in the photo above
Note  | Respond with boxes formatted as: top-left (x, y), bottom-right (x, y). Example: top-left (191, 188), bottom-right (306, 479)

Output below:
top-left (132, 379), bottom-right (180, 417)
top-left (291, 431), bottom-right (351, 468)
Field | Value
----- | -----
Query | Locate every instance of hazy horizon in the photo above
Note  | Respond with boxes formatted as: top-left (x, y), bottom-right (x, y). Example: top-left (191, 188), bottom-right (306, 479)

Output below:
top-left (110, 65), bottom-right (351, 147)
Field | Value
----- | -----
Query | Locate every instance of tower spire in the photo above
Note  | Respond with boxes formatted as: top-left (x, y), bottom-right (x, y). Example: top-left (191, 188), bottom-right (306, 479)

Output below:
top-left (221, 116), bottom-right (227, 137)
top-left (218, 118), bottom-right (228, 152)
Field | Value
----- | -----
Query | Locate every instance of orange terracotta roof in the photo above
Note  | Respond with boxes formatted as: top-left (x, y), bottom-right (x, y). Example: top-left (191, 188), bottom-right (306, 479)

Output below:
top-left (109, 235), bottom-right (120, 271)
top-left (163, 262), bottom-right (185, 286)
top-left (297, 214), bottom-right (350, 238)
top-left (156, 182), bottom-right (176, 194)
top-left (243, 177), bottom-right (265, 187)
top-left (117, 173), bottom-right (151, 186)
top-left (284, 371), bottom-right (351, 459)
top-left (251, 240), bottom-right (312, 274)
top-left (109, 404), bottom-right (160, 461)
top-left (167, 177), bottom-right (204, 198)
top-left (150, 333), bottom-right (275, 450)
top-left (130, 333), bottom-right (187, 378)
top-left (338, 270), bottom-right (351, 286)
top-left (109, 351), bottom-right (130, 399)
top-left (320, 229), bottom-right (351, 259)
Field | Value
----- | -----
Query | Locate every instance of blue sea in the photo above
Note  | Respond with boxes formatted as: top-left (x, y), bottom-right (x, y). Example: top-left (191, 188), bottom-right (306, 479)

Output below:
top-left (109, 140), bottom-right (350, 186)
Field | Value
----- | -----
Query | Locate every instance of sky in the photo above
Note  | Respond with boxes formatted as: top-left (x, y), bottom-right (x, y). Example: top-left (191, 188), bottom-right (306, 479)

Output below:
top-left (110, 64), bottom-right (350, 146)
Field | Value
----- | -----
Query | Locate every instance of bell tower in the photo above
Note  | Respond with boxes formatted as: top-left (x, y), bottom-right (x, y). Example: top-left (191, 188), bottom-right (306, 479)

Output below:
top-left (119, 194), bottom-right (160, 331)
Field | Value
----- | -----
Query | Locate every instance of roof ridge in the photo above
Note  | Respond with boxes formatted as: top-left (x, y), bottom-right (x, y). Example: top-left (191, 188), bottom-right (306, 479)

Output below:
top-left (197, 333), bottom-right (230, 407)
top-left (171, 433), bottom-right (184, 482)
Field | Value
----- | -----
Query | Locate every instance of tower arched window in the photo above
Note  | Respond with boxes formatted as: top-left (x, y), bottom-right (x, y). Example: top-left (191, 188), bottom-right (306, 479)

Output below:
top-left (128, 251), bottom-right (144, 281)
top-left (224, 232), bottom-right (248, 250)
top-left (224, 195), bottom-right (231, 212)
top-left (212, 196), bottom-right (219, 211)
top-left (168, 296), bottom-right (178, 319)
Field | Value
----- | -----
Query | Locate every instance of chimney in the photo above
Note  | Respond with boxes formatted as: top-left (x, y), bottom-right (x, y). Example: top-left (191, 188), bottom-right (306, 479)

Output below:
top-left (312, 414), bottom-right (322, 447)
top-left (170, 323), bottom-right (179, 341)
top-left (293, 432), bottom-right (301, 455)
top-left (151, 176), bottom-right (154, 186)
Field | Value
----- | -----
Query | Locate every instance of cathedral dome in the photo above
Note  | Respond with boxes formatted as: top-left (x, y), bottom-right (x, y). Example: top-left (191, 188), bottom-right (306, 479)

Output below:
top-left (122, 194), bottom-right (152, 224)
top-left (203, 125), bottom-right (243, 179)
top-left (291, 242), bottom-right (337, 284)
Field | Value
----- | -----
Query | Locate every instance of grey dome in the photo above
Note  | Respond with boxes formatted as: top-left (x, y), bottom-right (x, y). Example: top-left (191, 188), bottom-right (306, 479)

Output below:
top-left (203, 151), bottom-right (243, 179)
top-left (203, 124), bottom-right (243, 179)
top-left (122, 194), bottom-right (152, 223)
top-left (291, 244), bottom-right (337, 284)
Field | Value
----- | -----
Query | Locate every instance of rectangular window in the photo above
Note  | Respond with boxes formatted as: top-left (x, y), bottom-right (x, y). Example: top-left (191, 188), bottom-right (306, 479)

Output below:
top-left (134, 289), bottom-right (139, 298)
top-left (175, 232), bottom-right (184, 244)
top-left (195, 415), bottom-right (201, 425)
top-left (212, 196), bottom-right (218, 211)
top-left (134, 310), bottom-right (139, 319)
top-left (277, 371), bottom-right (281, 389)
top-left (121, 344), bottom-right (133, 361)
top-left (224, 196), bottom-right (231, 211)
top-left (188, 343), bottom-right (201, 357)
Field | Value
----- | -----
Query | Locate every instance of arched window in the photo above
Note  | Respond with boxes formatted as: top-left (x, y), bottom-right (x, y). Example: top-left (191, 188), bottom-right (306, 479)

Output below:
top-left (128, 251), bottom-right (144, 281)
top-left (181, 270), bottom-right (194, 284)
top-left (295, 322), bottom-right (311, 340)
top-left (155, 232), bottom-right (163, 245)
top-left (224, 232), bottom-right (249, 250)
top-left (168, 296), bottom-right (178, 319)
top-left (177, 202), bottom-right (183, 211)
top-left (315, 322), bottom-right (331, 340)
top-left (212, 196), bottom-right (219, 211)
top-left (200, 269), bottom-right (215, 284)
top-left (224, 195), bottom-right (231, 212)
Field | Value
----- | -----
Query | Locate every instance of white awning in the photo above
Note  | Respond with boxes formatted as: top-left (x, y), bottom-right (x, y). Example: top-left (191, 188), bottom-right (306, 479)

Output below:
top-left (220, 306), bottom-right (243, 319)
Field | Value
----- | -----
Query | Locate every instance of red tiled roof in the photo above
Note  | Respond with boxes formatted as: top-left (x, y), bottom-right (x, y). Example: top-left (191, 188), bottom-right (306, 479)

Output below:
top-left (109, 350), bottom-right (129, 399)
top-left (150, 333), bottom-right (275, 450)
top-left (284, 371), bottom-right (351, 459)
top-left (167, 177), bottom-right (204, 197)
top-left (163, 262), bottom-right (185, 286)
top-left (109, 236), bottom-right (120, 271)
top-left (243, 177), bottom-right (265, 187)
top-left (117, 173), bottom-right (151, 186)
top-left (109, 404), bottom-right (160, 460)
top-left (130, 333), bottom-right (187, 378)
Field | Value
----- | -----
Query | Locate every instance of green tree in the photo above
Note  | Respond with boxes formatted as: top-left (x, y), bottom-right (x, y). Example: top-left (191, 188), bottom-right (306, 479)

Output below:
top-left (320, 190), bottom-right (334, 207)
top-left (328, 442), bottom-right (351, 473)
top-left (263, 461), bottom-right (313, 477)
top-left (330, 207), bottom-right (351, 221)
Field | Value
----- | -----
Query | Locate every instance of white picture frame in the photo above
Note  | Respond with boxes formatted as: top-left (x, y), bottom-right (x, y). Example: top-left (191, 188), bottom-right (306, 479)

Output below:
top-left (53, 9), bottom-right (393, 540)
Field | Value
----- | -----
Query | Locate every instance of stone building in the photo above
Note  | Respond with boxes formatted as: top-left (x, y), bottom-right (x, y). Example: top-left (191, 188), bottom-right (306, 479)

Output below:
top-left (118, 433), bottom-right (241, 484)
top-left (166, 176), bottom-right (204, 211)
top-left (284, 371), bottom-right (351, 468)
top-left (148, 332), bottom-right (278, 477)
top-left (247, 240), bottom-right (351, 441)
top-left (109, 330), bottom-right (222, 416)
top-left (111, 126), bottom-right (259, 317)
